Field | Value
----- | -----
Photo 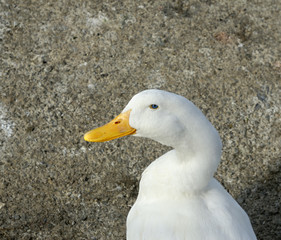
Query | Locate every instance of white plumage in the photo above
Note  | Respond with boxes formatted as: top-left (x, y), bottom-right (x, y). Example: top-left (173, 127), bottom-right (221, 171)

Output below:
top-left (85, 89), bottom-right (257, 240)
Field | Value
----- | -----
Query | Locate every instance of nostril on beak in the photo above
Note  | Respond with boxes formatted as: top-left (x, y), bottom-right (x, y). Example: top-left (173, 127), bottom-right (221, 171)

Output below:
top-left (114, 120), bottom-right (121, 124)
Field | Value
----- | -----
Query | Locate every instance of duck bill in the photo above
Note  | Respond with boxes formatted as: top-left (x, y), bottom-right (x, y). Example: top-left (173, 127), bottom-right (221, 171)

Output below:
top-left (84, 109), bottom-right (136, 142)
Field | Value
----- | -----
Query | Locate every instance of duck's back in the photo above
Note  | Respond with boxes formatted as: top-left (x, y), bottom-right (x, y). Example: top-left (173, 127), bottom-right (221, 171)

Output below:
top-left (127, 153), bottom-right (256, 240)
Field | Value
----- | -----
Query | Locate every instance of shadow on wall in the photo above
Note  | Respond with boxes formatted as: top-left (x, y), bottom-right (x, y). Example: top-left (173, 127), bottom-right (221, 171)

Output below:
top-left (238, 165), bottom-right (281, 240)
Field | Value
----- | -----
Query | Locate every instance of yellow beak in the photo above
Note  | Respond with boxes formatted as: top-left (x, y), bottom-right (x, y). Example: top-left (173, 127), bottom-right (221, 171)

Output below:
top-left (84, 110), bottom-right (136, 142)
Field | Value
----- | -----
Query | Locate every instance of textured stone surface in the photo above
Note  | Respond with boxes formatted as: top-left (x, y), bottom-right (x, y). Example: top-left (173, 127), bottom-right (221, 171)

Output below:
top-left (0, 0), bottom-right (280, 239)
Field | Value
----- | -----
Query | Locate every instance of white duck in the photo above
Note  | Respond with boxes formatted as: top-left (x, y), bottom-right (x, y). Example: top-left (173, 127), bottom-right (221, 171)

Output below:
top-left (84, 89), bottom-right (257, 240)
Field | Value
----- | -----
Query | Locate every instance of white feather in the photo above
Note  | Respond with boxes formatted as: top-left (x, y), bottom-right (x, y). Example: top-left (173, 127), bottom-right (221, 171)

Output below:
top-left (121, 89), bottom-right (256, 240)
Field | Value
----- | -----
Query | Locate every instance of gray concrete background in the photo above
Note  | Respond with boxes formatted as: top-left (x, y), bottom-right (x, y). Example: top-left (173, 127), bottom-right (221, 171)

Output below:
top-left (1, 0), bottom-right (280, 239)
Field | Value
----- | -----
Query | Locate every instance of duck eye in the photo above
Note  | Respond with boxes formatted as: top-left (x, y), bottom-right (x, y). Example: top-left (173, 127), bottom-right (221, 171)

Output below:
top-left (149, 104), bottom-right (159, 109)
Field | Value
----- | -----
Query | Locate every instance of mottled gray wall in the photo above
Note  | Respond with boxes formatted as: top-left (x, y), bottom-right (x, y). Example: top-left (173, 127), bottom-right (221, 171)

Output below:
top-left (1, 0), bottom-right (280, 239)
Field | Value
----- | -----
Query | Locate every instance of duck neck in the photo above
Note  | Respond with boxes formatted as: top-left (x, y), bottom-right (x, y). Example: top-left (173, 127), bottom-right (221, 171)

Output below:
top-left (173, 126), bottom-right (222, 192)
top-left (138, 135), bottom-right (222, 201)
top-left (138, 116), bottom-right (222, 199)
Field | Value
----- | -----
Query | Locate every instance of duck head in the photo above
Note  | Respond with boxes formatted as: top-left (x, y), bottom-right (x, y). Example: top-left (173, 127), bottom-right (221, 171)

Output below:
top-left (84, 89), bottom-right (222, 161)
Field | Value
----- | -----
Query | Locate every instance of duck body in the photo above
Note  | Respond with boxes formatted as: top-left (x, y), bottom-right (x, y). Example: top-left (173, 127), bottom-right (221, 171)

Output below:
top-left (84, 89), bottom-right (257, 240)
top-left (127, 151), bottom-right (256, 240)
